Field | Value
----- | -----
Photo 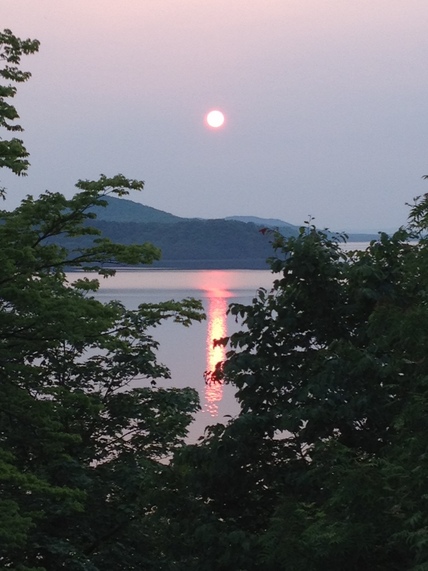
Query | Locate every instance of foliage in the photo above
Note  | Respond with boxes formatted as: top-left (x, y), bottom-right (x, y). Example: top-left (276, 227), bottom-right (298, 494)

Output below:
top-left (170, 199), bottom-right (428, 570)
top-left (0, 28), bottom-right (39, 194)
top-left (0, 173), bottom-right (205, 569)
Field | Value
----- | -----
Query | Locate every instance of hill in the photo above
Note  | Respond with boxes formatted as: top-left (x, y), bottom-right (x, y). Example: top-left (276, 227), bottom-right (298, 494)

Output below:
top-left (83, 196), bottom-right (377, 269)
top-left (91, 218), bottom-right (273, 269)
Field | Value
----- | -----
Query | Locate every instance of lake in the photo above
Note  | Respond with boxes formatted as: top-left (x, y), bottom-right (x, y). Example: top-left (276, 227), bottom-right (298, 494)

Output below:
top-left (75, 242), bottom-right (369, 441)
top-left (91, 269), bottom-right (275, 441)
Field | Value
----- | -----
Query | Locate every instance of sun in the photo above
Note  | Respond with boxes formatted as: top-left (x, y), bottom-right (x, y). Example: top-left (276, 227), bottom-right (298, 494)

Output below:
top-left (206, 109), bottom-right (225, 128)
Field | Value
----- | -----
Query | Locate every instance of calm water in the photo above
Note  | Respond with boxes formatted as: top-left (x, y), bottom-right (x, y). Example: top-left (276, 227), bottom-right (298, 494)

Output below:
top-left (89, 269), bottom-right (275, 441)
top-left (72, 243), bottom-right (369, 440)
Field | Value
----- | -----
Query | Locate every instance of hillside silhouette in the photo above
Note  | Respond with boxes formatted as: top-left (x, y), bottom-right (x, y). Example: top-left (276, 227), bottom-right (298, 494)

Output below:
top-left (82, 196), bottom-right (376, 269)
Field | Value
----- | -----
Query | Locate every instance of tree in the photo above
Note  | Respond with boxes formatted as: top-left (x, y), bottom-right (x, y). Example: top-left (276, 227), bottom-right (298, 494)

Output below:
top-left (171, 200), bottom-right (428, 570)
top-left (0, 175), bottom-right (206, 569)
top-left (0, 28), bottom-right (39, 194)
top-left (0, 28), bottom-right (207, 568)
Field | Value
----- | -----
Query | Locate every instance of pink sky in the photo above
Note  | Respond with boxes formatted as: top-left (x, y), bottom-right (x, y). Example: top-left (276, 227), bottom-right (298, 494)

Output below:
top-left (3, 0), bottom-right (428, 231)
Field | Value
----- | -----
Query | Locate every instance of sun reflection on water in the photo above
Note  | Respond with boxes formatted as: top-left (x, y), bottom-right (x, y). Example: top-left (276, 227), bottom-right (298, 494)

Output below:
top-left (200, 272), bottom-right (231, 417)
top-left (204, 295), bottom-right (229, 416)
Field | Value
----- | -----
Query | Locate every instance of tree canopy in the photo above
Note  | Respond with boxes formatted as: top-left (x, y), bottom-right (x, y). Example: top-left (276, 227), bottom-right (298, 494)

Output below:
top-left (0, 30), bottom-right (207, 567)
top-left (0, 30), bottom-right (206, 566)
top-left (0, 172), bottom-right (206, 569)
top-left (171, 200), bottom-right (428, 570)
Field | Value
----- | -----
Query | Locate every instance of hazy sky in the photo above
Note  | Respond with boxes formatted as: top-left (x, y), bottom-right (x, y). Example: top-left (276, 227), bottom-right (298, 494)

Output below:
top-left (2, 0), bottom-right (428, 231)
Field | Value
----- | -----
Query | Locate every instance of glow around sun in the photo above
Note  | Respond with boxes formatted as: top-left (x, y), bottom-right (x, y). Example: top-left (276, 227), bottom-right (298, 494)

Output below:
top-left (206, 110), bottom-right (225, 128)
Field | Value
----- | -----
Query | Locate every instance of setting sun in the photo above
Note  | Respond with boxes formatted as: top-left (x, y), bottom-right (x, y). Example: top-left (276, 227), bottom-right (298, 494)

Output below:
top-left (206, 109), bottom-right (225, 128)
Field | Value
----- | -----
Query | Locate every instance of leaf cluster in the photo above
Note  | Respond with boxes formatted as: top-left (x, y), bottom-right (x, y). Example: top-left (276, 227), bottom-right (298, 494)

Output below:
top-left (0, 174), bottom-right (205, 569)
top-left (0, 29), bottom-right (39, 190)
top-left (170, 201), bottom-right (428, 570)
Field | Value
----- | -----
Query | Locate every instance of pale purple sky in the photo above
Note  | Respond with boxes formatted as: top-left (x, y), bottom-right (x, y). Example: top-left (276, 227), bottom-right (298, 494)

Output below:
top-left (2, 0), bottom-right (428, 231)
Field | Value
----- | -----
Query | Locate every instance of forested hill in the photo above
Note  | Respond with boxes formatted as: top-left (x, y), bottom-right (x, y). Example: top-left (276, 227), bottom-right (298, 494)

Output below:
top-left (84, 196), bottom-right (377, 269)
top-left (87, 196), bottom-right (293, 269)
top-left (92, 218), bottom-right (273, 269)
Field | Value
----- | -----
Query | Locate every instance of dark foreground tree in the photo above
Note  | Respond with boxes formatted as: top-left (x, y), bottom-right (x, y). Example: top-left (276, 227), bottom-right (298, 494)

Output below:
top-left (0, 29), bottom-right (208, 569)
top-left (171, 198), bottom-right (428, 571)
top-left (0, 174), bottom-right (204, 569)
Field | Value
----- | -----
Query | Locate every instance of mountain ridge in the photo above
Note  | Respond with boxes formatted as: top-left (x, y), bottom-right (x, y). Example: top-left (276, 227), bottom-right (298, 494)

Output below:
top-left (95, 196), bottom-right (378, 239)
top-left (51, 195), bottom-right (380, 269)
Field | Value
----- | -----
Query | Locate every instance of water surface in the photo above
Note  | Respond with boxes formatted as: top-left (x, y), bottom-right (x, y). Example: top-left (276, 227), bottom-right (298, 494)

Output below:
top-left (92, 269), bottom-right (274, 440)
